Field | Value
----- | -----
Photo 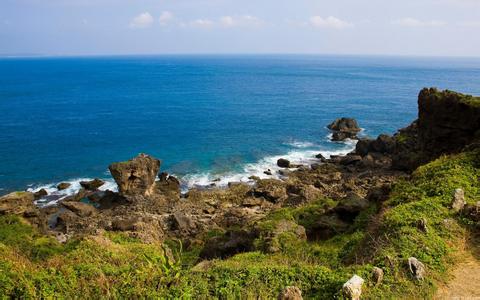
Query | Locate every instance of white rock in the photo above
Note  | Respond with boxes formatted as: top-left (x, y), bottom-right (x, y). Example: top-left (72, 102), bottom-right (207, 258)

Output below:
top-left (451, 188), bottom-right (466, 212)
top-left (342, 274), bottom-right (364, 300)
top-left (408, 257), bottom-right (426, 280)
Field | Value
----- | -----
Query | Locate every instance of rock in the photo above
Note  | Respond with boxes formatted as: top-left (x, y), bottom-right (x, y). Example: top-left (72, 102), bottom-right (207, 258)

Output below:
top-left (355, 138), bottom-right (374, 156)
top-left (241, 197), bottom-right (263, 207)
top-left (80, 178), bottom-right (105, 190)
top-left (334, 192), bottom-right (369, 221)
top-left (33, 188), bottom-right (48, 200)
top-left (200, 229), bottom-right (256, 259)
top-left (57, 182), bottom-right (71, 190)
top-left (191, 260), bottom-right (214, 272)
top-left (372, 267), bottom-right (384, 285)
top-left (367, 184), bottom-right (391, 203)
top-left (61, 201), bottom-right (97, 217)
top-left (371, 134), bottom-right (396, 153)
top-left (264, 170), bottom-right (273, 175)
top-left (286, 184), bottom-right (322, 206)
top-left (309, 213), bottom-right (350, 240)
top-left (408, 257), bottom-right (426, 280)
top-left (252, 179), bottom-right (287, 203)
top-left (256, 220), bottom-right (307, 253)
top-left (111, 217), bottom-right (140, 231)
top-left (277, 286), bottom-right (303, 300)
top-left (279, 169), bottom-right (292, 176)
top-left (0, 192), bottom-right (36, 215)
top-left (417, 218), bottom-right (428, 233)
top-left (277, 158), bottom-right (291, 168)
top-left (315, 153), bottom-right (327, 162)
top-left (109, 153), bottom-right (161, 196)
top-left (156, 172), bottom-right (181, 197)
top-left (339, 155), bottom-right (362, 166)
top-left (171, 211), bottom-right (197, 234)
top-left (342, 275), bottom-right (364, 300)
top-left (328, 118), bottom-right (361, 141)
top-left (451, 188), bottom-right (466, 212)
top-left (328, 118), bottom-right (361, 133)
top-left (463, 201), bottom-right (480, 222)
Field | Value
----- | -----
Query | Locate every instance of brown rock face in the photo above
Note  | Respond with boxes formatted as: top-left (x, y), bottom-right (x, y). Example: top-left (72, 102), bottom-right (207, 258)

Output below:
top-left (0, 192), bottom-right (36, 215)
top-left (108, 154), bottom-right (161, 196)
top-left (417, 88), bottom-right (480, 158)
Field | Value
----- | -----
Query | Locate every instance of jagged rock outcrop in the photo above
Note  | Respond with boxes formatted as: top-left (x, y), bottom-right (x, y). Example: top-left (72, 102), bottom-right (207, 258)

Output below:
top-left (0, 192), bottom-right (36, 215)
top-left (418, 88), bottom-right (480, 158)
top-left (80, 178), bottom-right (105, 190)
top-left (328, 118), bottom-right (361, 141)
top-left (109, 154), bottom-right (161, 196)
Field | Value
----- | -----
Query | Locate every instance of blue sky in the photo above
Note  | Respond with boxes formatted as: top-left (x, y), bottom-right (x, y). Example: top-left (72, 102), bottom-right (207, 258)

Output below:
top-left (1, 0), bottom-right (479, 56)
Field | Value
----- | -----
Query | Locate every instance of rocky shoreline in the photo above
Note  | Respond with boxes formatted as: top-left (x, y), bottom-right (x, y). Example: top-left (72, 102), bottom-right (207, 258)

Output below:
top-left (1, 87), bottom-right (480, 298)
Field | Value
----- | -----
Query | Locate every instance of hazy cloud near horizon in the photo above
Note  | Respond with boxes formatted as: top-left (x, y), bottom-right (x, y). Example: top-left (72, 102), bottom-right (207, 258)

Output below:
top-left (1, 0), bottom-right (479, 56)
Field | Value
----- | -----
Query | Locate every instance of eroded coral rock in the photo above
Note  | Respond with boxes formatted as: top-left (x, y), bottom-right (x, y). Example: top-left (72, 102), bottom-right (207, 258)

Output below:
top-left (109, 153), bottom-right (160, 196)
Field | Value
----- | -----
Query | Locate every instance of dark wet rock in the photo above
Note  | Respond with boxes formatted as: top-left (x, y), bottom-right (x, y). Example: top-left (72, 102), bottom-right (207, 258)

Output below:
top-left (339, 154), bottom-right (362, 166)
top-left (57, 182), bottom-right (71, 190)
top-left (277, 158), bottom-right (291, 168)
top-left (315, 153), bottom-right (327, 162)
top-left (200, 229), bottom-right (256, 259)
top-left (109, 153), bottom-right (161, 196)
top-left (80, 178), bottom-right (105, 191)
top-left (62, 201), bottom-right (97, 217)
top-left (328, 118), bottom-right (361, 141)
top-left (277, 286), bottom-right (303, 300)
top-left (264, 170), bottom-right (273, 175)
top-left (33, 188), bottom-right (48, 200)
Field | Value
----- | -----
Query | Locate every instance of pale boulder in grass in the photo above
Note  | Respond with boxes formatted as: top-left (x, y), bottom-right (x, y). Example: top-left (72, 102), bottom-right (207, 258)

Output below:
top-left (451, 188), bottom-right (466, 212)
top-left (342, 275), bottom-right (364, 300)
top-left (408, 257), bottom-right (426, 280)
top-left (277, 286), bottom-right (303, 300)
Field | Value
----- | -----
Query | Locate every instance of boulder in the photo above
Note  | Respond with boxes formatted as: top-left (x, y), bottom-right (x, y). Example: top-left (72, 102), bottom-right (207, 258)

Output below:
top-left (256, 220), bottom-right (307, 253)
top-left (109, 153), bottom-right (161, 196)
top-left (80, 178), bottom-right (105, 191)
top-left (371, 134), bottom-right (396, 153)
top-left (0, 192), bottom-right (36, 215)
top-left (33, 188), bottom-right (48, 200)
top-left (277, 286), bottom-right (303, 300)
top-left (463, 201), bottom-right (480, 222)
top-left (61, 201), bottom-right (97, 217)
top-left (451, 188), bottom-right (466, 212)
top-left (200, 229), bottom-right (256, 259)
top-left (171, 211), bottom-right (197, 235)
top-left (372, 267), bottom-right (384, 285)
top-left (277, 158), bottom-right (291, 168)
top-left (156, 172), bottom-right (181, 197)
top-left (408, 257), bottom-right (426, 280)
top-left (328, 118), bottom-right (361, 141)
top-left (308, 213), bottom-right (350, 240)
top-left (252, 179), bottom-right (287, 203)
top-left (57, 182), bottom-right (71, 190)
top-left (355, 138), bottom-right (374, 156)
top-left (342, 275), bottom-right (364, 300)
top-left (339, 155), bottom-right (362, 166)
top-left (315, 153), bottom-right (327, 162)
top-left (334, 192), bottom-right (369, 221)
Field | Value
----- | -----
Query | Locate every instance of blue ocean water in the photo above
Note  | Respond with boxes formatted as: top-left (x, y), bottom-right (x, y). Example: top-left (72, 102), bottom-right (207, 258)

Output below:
top-left (1, 55), bottom-right (480, 197)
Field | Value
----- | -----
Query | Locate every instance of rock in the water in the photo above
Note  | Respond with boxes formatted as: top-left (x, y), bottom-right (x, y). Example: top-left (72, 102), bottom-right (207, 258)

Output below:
top-left (57, 182), bottom-right (71, 190)
top-left (62, 201), bottom-right (97, 217)
top-left (277, 158), bottom-right (291, 168)
top-left (277, 286), bottom-right (303, 300)
top-left (80, 178), bottom-right (105, 191)
top-left (451, 188), bottom-right (466, 212)
top-left (0, 192), bottom-right (36, 215)
top-left (315, 153), bottom-right (327, 162)
top-left (109, 153), bottom-right (161, 196)
top-left (328, 118), bottom-right (361, 141)
top-left (408, 257), bottom-right (426, 280)
top-left (342, 275), bottom-right (364, 300)
top-left (372, 267), bottom-right (384, 285)
top-left (33, 188), bottom-right (48, 200)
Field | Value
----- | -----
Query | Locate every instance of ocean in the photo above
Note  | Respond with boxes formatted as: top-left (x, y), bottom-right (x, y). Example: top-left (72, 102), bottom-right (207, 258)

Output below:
top-left (1, 55), bottom-right (480, 203)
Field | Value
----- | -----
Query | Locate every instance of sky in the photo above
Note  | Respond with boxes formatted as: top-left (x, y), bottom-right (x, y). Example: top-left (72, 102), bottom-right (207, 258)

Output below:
top-left (1, 0), bottom-right (480, 57)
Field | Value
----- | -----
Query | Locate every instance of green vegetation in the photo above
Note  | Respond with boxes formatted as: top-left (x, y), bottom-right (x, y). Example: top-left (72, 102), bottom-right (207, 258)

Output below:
top-left (1, 150), bottom-right (479, 298)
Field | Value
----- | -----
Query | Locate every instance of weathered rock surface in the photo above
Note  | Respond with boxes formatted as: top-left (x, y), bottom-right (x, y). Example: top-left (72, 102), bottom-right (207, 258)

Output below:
top-left (277, 158), bottom-right (291, 168)
top-left (328, 118), bottom-right (361, 141)
top-left (0, 192), bottom-right (36, 215)
top-left (200, 229), bottom-right (256, 259)
top-left (62, 201), bottom-right (97, 217)
top-left (109, 154), bottom-right (161, 196)
top-left (33, 188), bottom-right (48, 200)
top-left (451, 188), bottom-right (466, 212)
top-left (372, 267), bottom-right (384, 285)
top-left (408, 257), bottom-right (426, 280)
top-left (256, 220), bottom-right (307, 253)
top-left (342, 275), bottom-right (364, 300)
top-left (57, 182), bottom-right (71, 190)
top-left (277, 286), bottom-right (303, 300)
top-left (80, 178), bottom-right (105, 190)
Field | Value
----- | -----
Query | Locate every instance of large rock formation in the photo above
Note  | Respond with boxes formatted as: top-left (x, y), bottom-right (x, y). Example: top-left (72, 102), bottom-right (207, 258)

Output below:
top-left (109, 154), bottom-right (161, 196)
top-left (328, 118), bottom-right (361, 141)
top-left (417, 88), bottom-right (480, 157)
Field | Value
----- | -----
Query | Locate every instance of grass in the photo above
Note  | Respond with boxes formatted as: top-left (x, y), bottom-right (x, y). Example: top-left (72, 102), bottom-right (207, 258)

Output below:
top-left (0, 150), bottom-right (479, 298)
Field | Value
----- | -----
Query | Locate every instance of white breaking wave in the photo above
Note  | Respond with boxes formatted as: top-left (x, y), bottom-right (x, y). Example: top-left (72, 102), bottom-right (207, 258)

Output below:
top-left (27, 139), bottom-right (357, 205)
top-left (27, 178), bottom-right (117, 207)
top-left (180, 139), bottom-right (357, 191)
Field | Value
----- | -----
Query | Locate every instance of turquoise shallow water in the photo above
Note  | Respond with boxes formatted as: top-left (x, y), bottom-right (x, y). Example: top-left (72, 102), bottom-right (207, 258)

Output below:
top-left (1, 55), bottom-right (480, 199)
